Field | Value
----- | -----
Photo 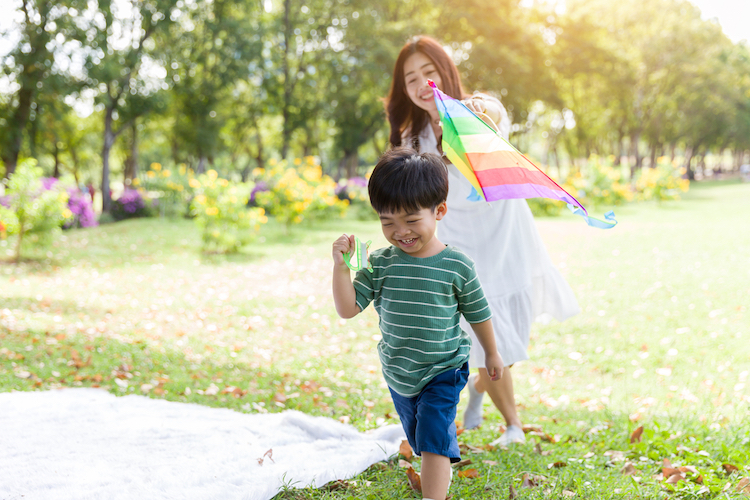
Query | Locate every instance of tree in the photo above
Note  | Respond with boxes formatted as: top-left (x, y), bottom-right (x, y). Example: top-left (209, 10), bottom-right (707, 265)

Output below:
top-left (0, 0), bottom-right (82, 178)
top-left (78, 0), bottom-right (176, 212)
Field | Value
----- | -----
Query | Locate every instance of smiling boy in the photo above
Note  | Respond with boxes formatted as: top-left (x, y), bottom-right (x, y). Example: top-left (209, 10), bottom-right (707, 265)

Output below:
top-left (331, 148), bottom-right (503, 500)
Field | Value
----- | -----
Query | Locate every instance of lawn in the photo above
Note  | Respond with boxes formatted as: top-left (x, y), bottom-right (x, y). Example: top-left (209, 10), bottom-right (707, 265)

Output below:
top-left (1, 180), bottom-right (749, 499)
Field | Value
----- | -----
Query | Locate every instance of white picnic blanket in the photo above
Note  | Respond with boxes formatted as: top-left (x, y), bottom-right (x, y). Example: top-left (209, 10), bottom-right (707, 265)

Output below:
top-left (0, 388), bottom-right (405, 500)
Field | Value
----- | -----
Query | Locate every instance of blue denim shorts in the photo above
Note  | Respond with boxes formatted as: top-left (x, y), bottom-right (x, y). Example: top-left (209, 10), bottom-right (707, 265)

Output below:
top-left (389, 363), bottom-right (469, 463)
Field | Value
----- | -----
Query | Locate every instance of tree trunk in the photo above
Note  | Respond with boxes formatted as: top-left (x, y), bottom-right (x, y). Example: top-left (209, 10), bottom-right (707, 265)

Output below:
top-left (630, 133), bottom-right (642, 178)
top-left (52, 141), bottom-right (61, 178)
top-left (649, 143), bottom-right (658, 169)
top-left (124, 122), bottom-right (138, 185)
top-left (196, 156), bottom-right (207, 174)
top-left (280, 0), bottom-right (292, 159)
top-left (255, 127), bottom-right (264, 171)
top-left (683, 145), bottom-right (695, 180)
top-left (1, 85), bottom-right (33, 179)
top-left (101, 108), bottom-right (116, 213)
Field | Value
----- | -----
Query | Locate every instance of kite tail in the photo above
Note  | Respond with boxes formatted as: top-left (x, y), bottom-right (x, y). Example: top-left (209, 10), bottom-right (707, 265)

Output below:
top-left (567, 204), bottom-right (618, 229)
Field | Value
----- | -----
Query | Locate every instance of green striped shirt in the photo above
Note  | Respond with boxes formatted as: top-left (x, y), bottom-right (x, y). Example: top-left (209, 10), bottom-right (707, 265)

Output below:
top-left (353, 245), bottom-right (492, 397)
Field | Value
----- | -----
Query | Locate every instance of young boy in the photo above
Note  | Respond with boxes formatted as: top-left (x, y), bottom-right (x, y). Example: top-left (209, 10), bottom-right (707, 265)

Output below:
top-left (331, 148), bottom-right (503, 500)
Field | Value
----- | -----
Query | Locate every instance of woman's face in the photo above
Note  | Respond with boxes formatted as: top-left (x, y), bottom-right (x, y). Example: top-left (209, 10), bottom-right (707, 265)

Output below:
top-left (403, 52), bottom-right (443, 114)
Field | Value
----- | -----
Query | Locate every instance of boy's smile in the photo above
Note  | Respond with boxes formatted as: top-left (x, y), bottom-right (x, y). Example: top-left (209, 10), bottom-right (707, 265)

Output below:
top-left (379, 202), bottom-right (447, 258)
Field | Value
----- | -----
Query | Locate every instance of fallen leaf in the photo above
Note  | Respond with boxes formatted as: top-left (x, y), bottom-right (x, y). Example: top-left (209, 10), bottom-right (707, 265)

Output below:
top-left (398, 459), bottom-right (413, 469)
top-left (509, 485), bottom-right (518, 499)
top-left (621, 463), bottom-right (637, 476)
top-left (562, 490), bottom-right (576, 498)
top-left (736, 477), bottom-right (750, 493)
top-left (257, 448), bottom-right (274, 466)
top-left (666, 472), bottom-right (686, 484)
top-left (465, 444), bottom-right (486, 454)
top-left (457, 469), bottom-right (479, 478)
top-left (521, 473), bottom-right (538, 488)
top-left (399, 440), bottom-right (413, 460)
top-left (522, 424), bottom-right (543, 433)
top-left (723, 464), bottom-right (740, 475)
top-left (534, 442), bottom-right (543, 455)
top-left (406, 467), bottom-right (422, 492)
top-left (483, 460), bottom-right (498, 466)
top-left (630, 426), bottom-right (644, 443)
top-left (453, 459), bottom-right (473, 468)
top-left (324, 480), bottom-right (351, 491)
top-left (548, 461), bottom-right (568, 469)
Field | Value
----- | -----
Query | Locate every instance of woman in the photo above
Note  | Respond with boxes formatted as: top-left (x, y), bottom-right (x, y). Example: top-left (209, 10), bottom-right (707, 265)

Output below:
top-left (385, 35), bottom-right (580, 446)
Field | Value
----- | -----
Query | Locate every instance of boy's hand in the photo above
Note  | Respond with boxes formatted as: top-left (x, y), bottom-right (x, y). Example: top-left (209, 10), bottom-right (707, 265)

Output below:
top-left (332, 234), bottom-right (356, 269)
top-left (484, 351), bottom-right (504, 381)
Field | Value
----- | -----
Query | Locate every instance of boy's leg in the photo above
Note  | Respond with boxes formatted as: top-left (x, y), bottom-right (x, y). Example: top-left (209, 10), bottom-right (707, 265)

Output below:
top-left (421, 451), bottom-right (452, 500)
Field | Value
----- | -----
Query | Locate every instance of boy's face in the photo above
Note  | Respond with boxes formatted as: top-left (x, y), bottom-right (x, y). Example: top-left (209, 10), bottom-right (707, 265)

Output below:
top-left (378, 202), bottom-right (447, 259)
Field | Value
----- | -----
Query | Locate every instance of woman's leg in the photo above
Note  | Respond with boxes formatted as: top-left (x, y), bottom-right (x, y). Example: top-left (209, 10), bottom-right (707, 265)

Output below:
top-left (420, 452), bottom-right (451, 500)
top-left (474, 366), bottom-right (523, 430)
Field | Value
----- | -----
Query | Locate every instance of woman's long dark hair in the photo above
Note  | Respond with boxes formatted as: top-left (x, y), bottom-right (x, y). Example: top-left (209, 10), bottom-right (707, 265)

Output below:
top-left (385, 36), bottom-right (468, 148)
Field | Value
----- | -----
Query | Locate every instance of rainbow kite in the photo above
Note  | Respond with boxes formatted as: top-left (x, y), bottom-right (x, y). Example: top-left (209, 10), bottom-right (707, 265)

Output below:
top-left (429, 81), bottom-right (616, 229)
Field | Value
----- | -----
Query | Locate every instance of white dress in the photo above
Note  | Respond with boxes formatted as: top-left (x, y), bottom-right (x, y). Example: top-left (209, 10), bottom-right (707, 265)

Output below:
top-left (405, 96), bottom-right (580, 367)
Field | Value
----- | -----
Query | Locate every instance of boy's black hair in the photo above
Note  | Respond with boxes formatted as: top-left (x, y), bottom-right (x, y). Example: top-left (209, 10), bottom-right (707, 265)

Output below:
top-left (368, 147), bottom-right (448, 214)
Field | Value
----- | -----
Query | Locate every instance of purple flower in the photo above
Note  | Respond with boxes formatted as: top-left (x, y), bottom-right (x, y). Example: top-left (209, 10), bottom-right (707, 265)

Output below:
top-left (64, 189), bottom-right (98, 229)
top-left (41, 177), bottom-right (59, 191)
top-left (249, 182), bottom-right (269, 204)
top-left (348, 177), bottom-right (368, 188)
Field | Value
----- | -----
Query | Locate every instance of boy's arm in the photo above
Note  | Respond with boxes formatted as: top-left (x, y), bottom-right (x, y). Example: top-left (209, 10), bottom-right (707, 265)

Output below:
top-left (469, 319), bottom-right (504, 381)
top-left (332, 234), bottom-right (360, 319)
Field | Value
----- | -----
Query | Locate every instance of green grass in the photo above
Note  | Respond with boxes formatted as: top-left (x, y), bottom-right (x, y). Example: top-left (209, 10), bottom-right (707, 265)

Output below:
top-left (1, 181), bottom-right (750, 499)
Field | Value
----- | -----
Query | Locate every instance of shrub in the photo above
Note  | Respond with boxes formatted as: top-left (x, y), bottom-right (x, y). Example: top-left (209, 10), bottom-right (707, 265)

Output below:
top-left (136, 162), bottom-right (191, 216)
top-left (189, 169), bottom-right (268, 253)
top-left (336, 176), bottom-right (377, 220)
top-left (111, 189), bottom-right (153, 221)
top-left (0, 159), bottom-right (71, 262)
top-left (634, 160), bottom-right (690, 202)
top-left (64, 189), bottom-right (98, 229)
top-left (255, 157), bottom-right (348, 228)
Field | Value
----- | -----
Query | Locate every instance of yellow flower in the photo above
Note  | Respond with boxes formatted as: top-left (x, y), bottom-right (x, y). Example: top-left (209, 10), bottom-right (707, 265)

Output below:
top-left (207, 170), bottom-right (218, 181)
top-left (269, 159), bottom-right (277, 166)
top-left (162, 170), bottom-right (171, 177)
top-left (195, 195), bottom-right (206, 204)
top-left (179, 165), bottom-right (186, 175)
top-left (147, 171), bottom-right (156, 178)
top-left (176, 185), bottom-right (184, 192)
top-left (62, 208), bottom-right (73, 219)
top-left (206, 206), bottom-right (219, 216)
top-left (132, 178), bottom-right (140, 186)
top-left (294, 158), bottom-right (302, 166)
top-left (252, 168), bottom-right (263, 177)
top-left (151, 163), bottom-right (162, 171)
top-left (219, 179), bottom-right (229, 187)
top-left (189, 178), bottom-right (201, 188)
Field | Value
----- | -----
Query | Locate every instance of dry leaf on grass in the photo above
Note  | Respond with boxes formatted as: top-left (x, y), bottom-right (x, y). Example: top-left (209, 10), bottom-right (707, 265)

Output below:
top-left (457, 469), bottom-right (479, 479)
top-left (399, 440), bottom-right (413, 460)
top-left (723, 464), bottom-right (740, 475)
top-left (323, 480), bottom-right (351, 491)
top-left (548, 461), bottom-right (568, 469)
top-left (621, 463), bottom-right (637, 476)
top-left (509, 485), bottom-right (518, 499)
top-left (406, 467), bottom-right (422, 492)
top-left (630, 426), bottom-right (644, 443)
top-left (453, 459), bottom-right (473, 468)
top-left (562, 490), bottom-right (576, 498)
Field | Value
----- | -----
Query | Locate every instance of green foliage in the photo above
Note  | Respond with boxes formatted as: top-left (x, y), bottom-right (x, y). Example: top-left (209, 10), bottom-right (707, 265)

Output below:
top-left (255, 157), bottom-right (348, 228)
top-left (634, 160), bottom-right (691, 202)
top-left (0, 160), bottom-right (70, 262)
top-left (136, 162), bottom-right (191, 216)
top-left (189, 169), bottom-right (267, 253)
